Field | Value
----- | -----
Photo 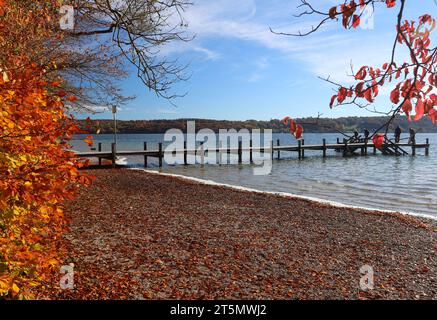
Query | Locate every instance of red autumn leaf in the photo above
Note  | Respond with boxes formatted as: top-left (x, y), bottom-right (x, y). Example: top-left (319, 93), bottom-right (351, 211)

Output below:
top-left (294, 124), bottom-right (304, 139)
top-left (290, 120), bottom-right (297, 134)
top-left (282, 116), bottom-right (303, 140)
top-left (364, 88), bottom-right (373, 103)
top-left (390, 88), bottom-right (400, 104)
top-left (67, 95), bottom-right (78, 102)
top-left (373, 134), bottom-right (385, 149)
top-left (414, 99), bottom-right (425, 121)
top-left (402, 99), bottom-right (412, 119)
top-left (352, 15), bottom-right (360, 28)
top-left (430, 94), bottom-right (437, 106)
top-left (329, 95), bottom-right (338, 108)
top-left (355, 66), bottom-right (367, 80)
top-left (386, 0), bottom-right (396, 8)
top-left (355, 82), bottom-right (365, 97)
top-left (337, 87), bottom-right (348, 103)
top-left (429, 108), bottom-right (437, 124)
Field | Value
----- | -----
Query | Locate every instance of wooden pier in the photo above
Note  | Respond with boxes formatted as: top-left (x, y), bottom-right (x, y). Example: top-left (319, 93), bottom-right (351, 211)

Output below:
top-left (74, 138), bottom-right (431, 168)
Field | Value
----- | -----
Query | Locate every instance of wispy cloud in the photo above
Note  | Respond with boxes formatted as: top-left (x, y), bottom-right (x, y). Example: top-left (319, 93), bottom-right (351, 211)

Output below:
top-left (176, 0), bottom-right (398, 83)
top-left (247, 57), bottom-right (269, 82)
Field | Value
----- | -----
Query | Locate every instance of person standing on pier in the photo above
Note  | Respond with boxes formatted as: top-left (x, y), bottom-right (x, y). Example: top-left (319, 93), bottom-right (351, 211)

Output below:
top-left (408, 128), bottom-right (416, 145)
top-left (353, 129), bottom-right (360, 142)
top-left (395, 126), bottom-right (402, 143)
top-left (363, 129), bottom-right (370, 142)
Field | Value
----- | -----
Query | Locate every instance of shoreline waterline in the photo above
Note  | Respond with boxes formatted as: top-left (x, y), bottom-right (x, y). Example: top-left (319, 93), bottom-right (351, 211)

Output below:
top-left (131, 168), bottom-right (437, 222)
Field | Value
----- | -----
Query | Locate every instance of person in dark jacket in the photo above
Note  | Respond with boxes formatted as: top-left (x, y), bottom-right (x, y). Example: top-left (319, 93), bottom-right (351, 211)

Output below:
top-left (394, 126), bottom-right (402, 143)
top-left (363, 129), bottom-right (370, 142)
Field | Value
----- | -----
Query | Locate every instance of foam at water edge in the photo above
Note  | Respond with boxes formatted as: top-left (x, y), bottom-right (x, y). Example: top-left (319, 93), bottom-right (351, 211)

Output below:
top-left (130, 168), bottom-right (437, 221)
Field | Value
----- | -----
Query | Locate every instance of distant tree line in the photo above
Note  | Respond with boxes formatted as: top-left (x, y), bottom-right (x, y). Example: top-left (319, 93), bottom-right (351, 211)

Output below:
top-left (76, 117), bottom-right (437, 134)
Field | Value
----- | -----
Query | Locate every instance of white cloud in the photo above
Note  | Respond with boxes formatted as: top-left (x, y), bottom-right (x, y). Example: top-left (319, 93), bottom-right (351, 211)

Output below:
top-left (246, 57), bottom-right (269, 82)
top-left (176, 0), bottom-right (404, 83)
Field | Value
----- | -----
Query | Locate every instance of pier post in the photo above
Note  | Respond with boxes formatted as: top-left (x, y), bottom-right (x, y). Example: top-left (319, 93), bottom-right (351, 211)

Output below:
top-left (322, 139), bottom-right (326, 158)
top-left (238, 140), bottom-right (242, 164)
top-left (277, 139), bottom-right (280, 159)
top-left (218, 140), bottom-right (223, 165)
top-left (143, 142), bottom-right (148, 167)
top-left (298, 140), bottom-right (302, 159)
top-left (337, 138), bottom-right (340, 144)
top-left (425, 138), bottom-right (429, 156)
top-left (301, 139), bottom-right (305, 158)
top-left (364, 139), bottom-right (368, 156)
top-left (111, 142), bottom-right (116, 168)
top-left (249, 139), bottom-right (253, 163)
top-left (98, 142), bottom-right (102, 166)
top-left (412, 141), bottom-right (416, 156)
top-left (343, 139), bottom-right (348, 157)
top-left (184, 141), bottom-right (188, 165)
top-left (158, 142), bottom-right (163, 167)
top-left (200, 142), bottom-right (205, 166)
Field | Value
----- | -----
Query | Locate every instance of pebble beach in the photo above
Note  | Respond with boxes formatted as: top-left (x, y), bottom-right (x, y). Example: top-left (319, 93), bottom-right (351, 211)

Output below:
top-left (38, 169), bottom-right (436, 299)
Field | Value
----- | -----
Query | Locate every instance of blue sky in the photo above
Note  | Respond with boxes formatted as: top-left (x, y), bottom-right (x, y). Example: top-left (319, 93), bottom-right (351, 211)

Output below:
top-left (78, 0), bottom-right (436, 121)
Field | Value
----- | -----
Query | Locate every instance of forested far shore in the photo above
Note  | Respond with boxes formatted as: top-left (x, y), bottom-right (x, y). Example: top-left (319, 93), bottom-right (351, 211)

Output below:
top-left (76, 116), bottom-right (437, 134)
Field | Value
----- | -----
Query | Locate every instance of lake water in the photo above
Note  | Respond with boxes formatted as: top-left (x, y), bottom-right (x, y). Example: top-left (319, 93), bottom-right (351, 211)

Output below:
top-left (71, 132), bottom-right (437, 218)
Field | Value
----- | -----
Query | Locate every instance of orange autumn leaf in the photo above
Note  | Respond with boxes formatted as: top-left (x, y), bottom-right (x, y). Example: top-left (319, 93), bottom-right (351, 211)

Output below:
top-left (84, 135), bottom-right (94, 147)
top-left (0, 0), bottom-right (93, 299)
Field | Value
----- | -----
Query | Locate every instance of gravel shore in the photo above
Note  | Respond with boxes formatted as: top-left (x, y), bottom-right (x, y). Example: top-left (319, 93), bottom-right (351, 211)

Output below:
top-left (38, 169), bottom-right (436, 299)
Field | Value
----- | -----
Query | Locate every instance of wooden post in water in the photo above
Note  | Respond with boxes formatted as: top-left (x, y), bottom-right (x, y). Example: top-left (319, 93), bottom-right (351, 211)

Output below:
top-left (158, 142), bottom-right (163, 167)
top-left (425, 138), bottom-right (429, 156)
top-left (322, 139), bottom-right (327, 158)
top-left (301, 139), bottom-right (305, 158)
top-left (249, 139), bottom-right (253, 163)
top-left (412, 141), bottom-right (416, 156)
top-left (143, 142), bottom-right (148, 167)
top-left (298, 140), bottom-right (302, 159)
top-left (277, 139), bottom-right (280, 159)
top-left (98, 142), bottom-right (102, 166)
top-left (238, 140), bottom-right (242, 164)
top-left (183, 141), bottom-right (188, 165)
top-left (343, 138), bottom-right (348, 157)
top-left (111, 142), bottom-right (116, 168)
top-left (200, 142), bottom-right (205, 166)
top-left (364, 139), bottom-right (368, 156)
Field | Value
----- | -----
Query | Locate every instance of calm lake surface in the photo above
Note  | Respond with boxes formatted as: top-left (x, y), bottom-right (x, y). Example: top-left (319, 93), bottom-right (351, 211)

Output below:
top-left (71, 133), bottom-right (437, 218)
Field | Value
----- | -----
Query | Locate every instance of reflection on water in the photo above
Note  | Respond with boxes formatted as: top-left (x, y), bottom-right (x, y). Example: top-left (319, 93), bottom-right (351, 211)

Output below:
top-left (71, 133), bottom-right (437, 217)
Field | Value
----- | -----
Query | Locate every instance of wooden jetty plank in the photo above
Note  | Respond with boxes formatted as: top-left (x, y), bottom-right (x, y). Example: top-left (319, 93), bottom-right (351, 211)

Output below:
top-left (73, 140), bottom-right (430, 164)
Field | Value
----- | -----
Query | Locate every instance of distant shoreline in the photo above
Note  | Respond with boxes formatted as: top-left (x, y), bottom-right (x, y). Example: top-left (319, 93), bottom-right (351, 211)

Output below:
top-left (75, 117), bottom-right (437, 134)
